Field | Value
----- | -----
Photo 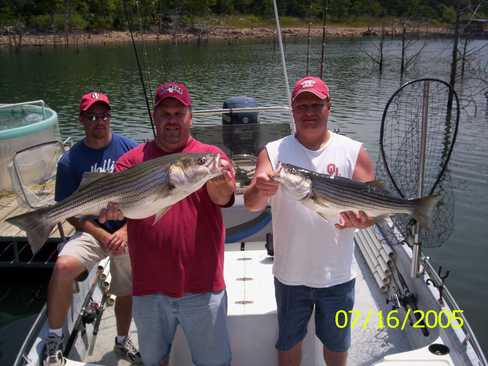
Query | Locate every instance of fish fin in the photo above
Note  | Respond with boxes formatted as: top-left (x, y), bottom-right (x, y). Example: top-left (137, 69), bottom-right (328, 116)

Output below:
top-left (412, 194), bottom-right (442, 230)
top-left (79, 172), bottom-right (111, 189)
top-left (152, 207), bottom-right (170, 225)
top-left (6, 208), bottom-right (56, 254)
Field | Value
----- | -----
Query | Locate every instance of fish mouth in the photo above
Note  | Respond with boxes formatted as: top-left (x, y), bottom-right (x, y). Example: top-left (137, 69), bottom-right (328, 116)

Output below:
top-left (273, 162), bottom-right (311, 199)
top-left (272, 162), bottom-right (285, 183)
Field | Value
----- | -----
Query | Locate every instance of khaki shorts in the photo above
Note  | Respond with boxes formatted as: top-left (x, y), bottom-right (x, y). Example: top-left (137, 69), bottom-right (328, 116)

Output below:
top-left (58, 231), bottom-right (132, 296)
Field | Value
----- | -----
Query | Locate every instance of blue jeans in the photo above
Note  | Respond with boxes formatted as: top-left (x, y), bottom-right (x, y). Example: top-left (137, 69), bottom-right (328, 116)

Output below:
top-left (274, 278), bottom-right (355, 352)
top-left (133, 291), bottom-right (231, 366)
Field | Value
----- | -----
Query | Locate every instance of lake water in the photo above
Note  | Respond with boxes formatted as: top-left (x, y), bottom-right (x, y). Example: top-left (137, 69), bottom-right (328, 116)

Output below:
top-left (0, 36), bottom-right (487, 358)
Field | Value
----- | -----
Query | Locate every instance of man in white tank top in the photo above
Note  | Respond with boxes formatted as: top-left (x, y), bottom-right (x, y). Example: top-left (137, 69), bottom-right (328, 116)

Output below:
top-left (244, 76), bottom-right (375, 366)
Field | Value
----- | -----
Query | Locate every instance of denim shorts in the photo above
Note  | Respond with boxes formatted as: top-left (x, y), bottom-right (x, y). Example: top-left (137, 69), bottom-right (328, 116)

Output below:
top-left (132, 290), bottom-right (231, 366)
top-left (274, 278), bottom-right (355, 352)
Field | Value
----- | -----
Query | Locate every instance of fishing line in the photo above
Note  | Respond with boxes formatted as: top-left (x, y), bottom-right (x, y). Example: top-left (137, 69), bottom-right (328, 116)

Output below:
top-left (122, 0), bottom-right (155, 137)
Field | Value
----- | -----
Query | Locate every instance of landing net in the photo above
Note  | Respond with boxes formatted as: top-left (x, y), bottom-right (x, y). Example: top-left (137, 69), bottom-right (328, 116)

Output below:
top-left (10, 141), bottom-right (65, 209)
top-left (375, 78), bottom-right (460, 248)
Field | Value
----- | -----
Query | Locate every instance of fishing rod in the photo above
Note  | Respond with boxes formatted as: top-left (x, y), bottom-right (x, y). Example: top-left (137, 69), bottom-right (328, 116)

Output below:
top-left (272, 0), bottom-right (295, 135)
top-left (306, 22), bottom-right (311, 75)
top-left (135, 1), bottom-right (154, 104)
top-left (192, 105), bottom-right (290, 116)
top-left (122, 0), bottom-right (155, 137)
top-left (319, 0), bottom-right (328, 79)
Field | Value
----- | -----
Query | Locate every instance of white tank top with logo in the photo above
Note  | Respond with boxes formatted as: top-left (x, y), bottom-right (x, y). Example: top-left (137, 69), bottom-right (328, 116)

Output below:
top-left (266, 132), bottom-right (362, 288)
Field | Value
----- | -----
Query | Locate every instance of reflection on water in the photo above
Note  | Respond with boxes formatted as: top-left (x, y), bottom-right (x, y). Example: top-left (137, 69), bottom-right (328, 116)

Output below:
top-left (0, 38), bottom-right (487, 354)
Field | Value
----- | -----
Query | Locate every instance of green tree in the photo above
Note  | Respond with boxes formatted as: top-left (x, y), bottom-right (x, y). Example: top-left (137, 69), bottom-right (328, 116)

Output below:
top-left (211, 0), bottom-right (234, 14)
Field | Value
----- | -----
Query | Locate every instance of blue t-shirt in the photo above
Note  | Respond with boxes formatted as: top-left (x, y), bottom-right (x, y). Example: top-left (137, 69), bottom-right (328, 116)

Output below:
top-left (55, 133), bottom-right (138, 233)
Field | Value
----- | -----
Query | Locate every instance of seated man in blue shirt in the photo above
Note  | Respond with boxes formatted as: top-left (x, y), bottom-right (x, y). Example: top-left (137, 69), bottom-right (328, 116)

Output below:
top-left (43, 92), bottom-right (141, 366)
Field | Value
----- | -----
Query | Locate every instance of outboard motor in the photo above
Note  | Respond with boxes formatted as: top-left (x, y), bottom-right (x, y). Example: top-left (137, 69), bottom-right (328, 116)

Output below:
top-left (222, 96), bottom-right (259, 156)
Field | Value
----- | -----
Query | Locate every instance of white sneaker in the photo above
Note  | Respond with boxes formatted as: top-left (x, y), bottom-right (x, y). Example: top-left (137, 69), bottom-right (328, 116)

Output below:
top-left (114, 336), bottom-right (142, 364)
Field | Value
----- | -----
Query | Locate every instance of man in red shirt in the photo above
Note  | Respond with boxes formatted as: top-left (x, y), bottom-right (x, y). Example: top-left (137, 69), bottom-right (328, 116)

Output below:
top-left (100, 81), bottom-right (235, 366)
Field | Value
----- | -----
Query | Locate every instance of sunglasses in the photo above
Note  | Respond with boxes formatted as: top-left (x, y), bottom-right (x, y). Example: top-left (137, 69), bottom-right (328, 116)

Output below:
top-left (83, 112), bottom-right (111, 122)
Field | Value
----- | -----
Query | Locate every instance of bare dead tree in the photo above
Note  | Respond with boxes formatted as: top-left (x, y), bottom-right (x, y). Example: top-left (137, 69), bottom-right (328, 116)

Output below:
top-left (448, 1), bottom-right (486, 117)
top-left (6, 23), bottom-right (24, 52)
top-left (399, 20), bottom-right (427, 80)
top-left (361, 22), bottom-right (387, 73)
top-left (319, 0), bottom-right (329, 79)
top-left (64, 0), bottom-right (71, 48)
top-left (457, 2), bottom-right (485, 83)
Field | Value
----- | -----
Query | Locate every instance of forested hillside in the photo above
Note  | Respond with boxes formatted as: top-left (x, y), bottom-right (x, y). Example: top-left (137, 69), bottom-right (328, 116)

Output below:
top-left (1, 0), bottom-right (486, 33)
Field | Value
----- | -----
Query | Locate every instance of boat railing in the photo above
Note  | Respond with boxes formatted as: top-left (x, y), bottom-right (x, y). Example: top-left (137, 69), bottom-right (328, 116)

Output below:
top-left (192, 105), bottom-right (290, 116)
top-left (12, 304), bottom-right (47, 366)
top-left (360, 222), bottom-right (487, 365)
top-left (423, 257), bottom-right (488, 366)
top-left (0, 100), bottom-right (47, 119)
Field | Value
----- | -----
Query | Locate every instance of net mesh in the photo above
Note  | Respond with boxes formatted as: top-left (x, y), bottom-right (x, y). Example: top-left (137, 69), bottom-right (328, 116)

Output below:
top-left (9, 141), bottom-right (65, 208)
top-left (375, 79), bottom-right (459, 248)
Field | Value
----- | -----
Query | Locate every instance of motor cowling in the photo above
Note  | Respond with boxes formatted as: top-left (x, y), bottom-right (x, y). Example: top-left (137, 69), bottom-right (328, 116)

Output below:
top-left (222, 96), bottom-right (259, 156)
top-left (222, 96), bottom-right (258, 125)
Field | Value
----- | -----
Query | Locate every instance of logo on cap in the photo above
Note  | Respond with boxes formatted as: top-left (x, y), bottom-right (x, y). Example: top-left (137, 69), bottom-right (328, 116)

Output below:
top-left (291, 76), bottom-right (329, 102)
top-left (80, 91), bottom-right (110, 112)
top-left (154, 82), bottom-right (192, 108)
top-left (300, 79), bottom-right (317, 89)
top-left (159, 85), bottom-right (183, 96)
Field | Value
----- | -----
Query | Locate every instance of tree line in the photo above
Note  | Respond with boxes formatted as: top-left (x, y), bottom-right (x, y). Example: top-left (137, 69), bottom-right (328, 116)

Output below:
top-left (1, 0), bottom-right (487, 33)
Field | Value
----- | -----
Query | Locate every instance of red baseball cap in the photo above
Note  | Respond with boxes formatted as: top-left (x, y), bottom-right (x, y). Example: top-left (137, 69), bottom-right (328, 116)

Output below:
top-left (79, 92), bottom-right (110, 112)
top-left (154, 82), bottom-right (192, 108)
top-left (291, 76), bottom-right (330, 102)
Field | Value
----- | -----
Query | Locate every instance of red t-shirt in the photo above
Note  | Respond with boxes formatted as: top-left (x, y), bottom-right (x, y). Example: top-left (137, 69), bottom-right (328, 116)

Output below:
top-left (115, 138), bottom-right (234, 297)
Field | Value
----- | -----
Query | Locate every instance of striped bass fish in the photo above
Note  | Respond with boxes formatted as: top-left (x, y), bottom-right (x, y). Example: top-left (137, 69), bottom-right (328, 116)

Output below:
top-left (274, 162), bottom-right (440, 229)
top-left (7, 152), bottom-right (223, 253)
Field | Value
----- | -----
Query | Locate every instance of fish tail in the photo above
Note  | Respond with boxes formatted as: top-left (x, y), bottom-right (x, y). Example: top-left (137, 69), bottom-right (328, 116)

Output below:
top-left (6, 208), bottom-right (55, 254)
top-left (412, 194), bottom-right (442, 230)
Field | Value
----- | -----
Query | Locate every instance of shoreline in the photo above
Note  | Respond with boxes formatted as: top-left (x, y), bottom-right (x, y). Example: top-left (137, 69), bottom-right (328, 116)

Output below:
top-left (0, 25), bottom-right (450, 48)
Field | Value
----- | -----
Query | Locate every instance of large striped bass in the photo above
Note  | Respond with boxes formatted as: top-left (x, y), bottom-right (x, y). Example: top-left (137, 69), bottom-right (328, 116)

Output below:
top-left (274, 162), bottom-right (440, 229)
top-left (6, 152), bottom-right (223, 253)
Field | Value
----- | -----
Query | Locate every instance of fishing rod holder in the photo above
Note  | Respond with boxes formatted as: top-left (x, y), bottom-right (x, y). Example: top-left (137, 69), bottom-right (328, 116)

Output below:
top-left (425, 265), bottom-right (450, 305)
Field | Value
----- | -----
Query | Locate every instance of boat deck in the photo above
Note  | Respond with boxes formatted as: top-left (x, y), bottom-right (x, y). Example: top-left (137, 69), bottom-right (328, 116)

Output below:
top-left (84, 242), bottom-right (415, 366)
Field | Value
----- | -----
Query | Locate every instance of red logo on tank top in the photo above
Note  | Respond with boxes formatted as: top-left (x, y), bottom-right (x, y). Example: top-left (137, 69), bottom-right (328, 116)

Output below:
top-left (327, 163), bottom-right (339, 177)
